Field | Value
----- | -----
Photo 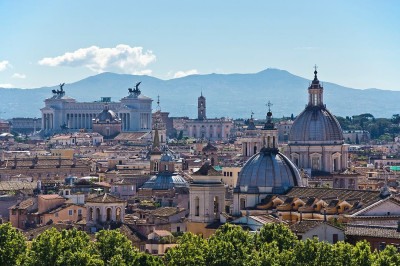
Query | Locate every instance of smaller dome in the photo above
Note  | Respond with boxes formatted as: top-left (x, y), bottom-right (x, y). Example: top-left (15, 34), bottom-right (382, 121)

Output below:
top-left (235, 147), bottom-right (301, 194)
top-left (141, 173), bottom-right (189, 190)
top-left (94, 105), bottom-right (120, 124)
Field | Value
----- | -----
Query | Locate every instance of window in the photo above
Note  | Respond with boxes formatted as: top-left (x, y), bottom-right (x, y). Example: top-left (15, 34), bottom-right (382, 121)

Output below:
top-left (78, 209), bottom-right (82, 215)
top-left (116, 207), bottom-right (121, 222)
top-left (89, 208), bottom-right (93, 221)
top-left (68, 210), bottom-right (73, 216)
top-left (177, 226), bottom-right (181, 232)
top-left (240, 198), bottom-right (246, 209)
top-left (195, 197), bottom-right (200, 216)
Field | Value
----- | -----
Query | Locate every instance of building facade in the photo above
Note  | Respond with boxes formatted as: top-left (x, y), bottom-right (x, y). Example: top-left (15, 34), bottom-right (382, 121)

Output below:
top-left (184, 94), bottom-right (233, 141)
top-left (40, 83), bottom-right (152, 134)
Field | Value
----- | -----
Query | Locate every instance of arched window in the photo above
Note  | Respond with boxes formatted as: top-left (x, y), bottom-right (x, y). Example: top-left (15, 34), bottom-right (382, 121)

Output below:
top-left (88, 207), bottom-right (93, 221)
top-left (213, 196), bottom-right (219, 219)
top-left (116, 207), bottom-right (121, 222)
top-left (96, 208), bottom-right (101, 222)
top-left (312, 157), bottom-right (320, 170)
top-left (240, 198), bottom-right (246, 210)
top-left (106, 208), bottom-right (112, 222)
top-left (153, 161), bottom-right (159, 172)
top-left (195, 197), bottom-right (200, 216)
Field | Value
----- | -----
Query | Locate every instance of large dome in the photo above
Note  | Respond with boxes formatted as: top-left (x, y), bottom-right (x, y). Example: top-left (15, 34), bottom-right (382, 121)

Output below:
top-left (235, 147), bottom-right (302, 195)
top-left (289, 69), bottom-right (343, 144)
top-left (289, 106), bottom-right (343, 143)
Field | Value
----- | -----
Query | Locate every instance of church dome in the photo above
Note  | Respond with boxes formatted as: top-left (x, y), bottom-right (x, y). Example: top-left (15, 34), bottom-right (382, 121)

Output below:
top-left (289, 69), bottom-right (343, 144)
top-left (141, 173), bottom-right (189, 190)
top-left (289, 106), bottom-right (343, 143)
top-left (235, 147), bottom-right (301, 194)
top-left (95, 105), bottom-right (120, 123)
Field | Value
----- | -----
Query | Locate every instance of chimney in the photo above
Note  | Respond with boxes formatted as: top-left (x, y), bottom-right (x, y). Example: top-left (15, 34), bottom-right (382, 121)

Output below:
top-left (323, 209), bottom-right (327, 222)
top-left (300, 211), bottom-right (303, 222)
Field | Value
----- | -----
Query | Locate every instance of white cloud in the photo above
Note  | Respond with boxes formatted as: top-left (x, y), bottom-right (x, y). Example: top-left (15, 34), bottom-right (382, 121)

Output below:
top-left (38, 44), bottom-right (156, 74)
top-left (173, 69), bottom-right (199, 78)
top-left (0, 83), bottom-right (13, 88)
top-left (0, 60), bottom-right (11, 71)
top-left (12, 73), bottom-right (26, 79)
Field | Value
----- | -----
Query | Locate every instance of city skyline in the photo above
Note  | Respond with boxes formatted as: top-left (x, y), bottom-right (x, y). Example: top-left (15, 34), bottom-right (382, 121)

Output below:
top-left (0, 1), bottom-right (399, 90)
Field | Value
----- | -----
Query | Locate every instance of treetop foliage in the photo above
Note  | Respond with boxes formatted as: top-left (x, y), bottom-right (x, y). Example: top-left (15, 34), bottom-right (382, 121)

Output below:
top-left (1, 222), bottom-right (399, 266)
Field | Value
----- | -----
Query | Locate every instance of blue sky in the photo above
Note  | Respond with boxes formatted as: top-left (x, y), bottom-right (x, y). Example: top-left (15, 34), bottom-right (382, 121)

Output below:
top-left (0, 0), bottom-right (399, 90)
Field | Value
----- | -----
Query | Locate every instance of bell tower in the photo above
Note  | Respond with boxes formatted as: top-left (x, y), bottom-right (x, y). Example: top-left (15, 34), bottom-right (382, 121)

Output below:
top-left (198, 92), bottom-right (206, 120)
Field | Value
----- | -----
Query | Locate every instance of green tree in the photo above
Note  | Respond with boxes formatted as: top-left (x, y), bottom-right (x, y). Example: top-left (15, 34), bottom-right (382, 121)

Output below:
top-left (94, 229), bottom-right (138, 265)
top-left (331, 241), bottom-right (354, 266)
top-left (58, 251), bottom-right (104, 266)
top-left (373, 245), bottom-right (400, 266)
top-left (26, 228), bottom-right (100, 266)
top-left (206, 224), bottom-right (254, 266)
top-left (165, 232), bottom-right (208, 266)
top-left (26, 228), bottom-right (63, 266)
top-left (292, 238), bottom-right (335, 266)
top-left (256, 222), bottom-right (297, 251)
top-left (351, 240), bottom-right (374, 266)
top-left (0, 223), bottom-right (27, 266)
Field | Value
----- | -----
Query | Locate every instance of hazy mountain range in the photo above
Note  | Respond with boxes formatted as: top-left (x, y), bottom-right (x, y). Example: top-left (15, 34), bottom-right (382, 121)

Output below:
top-left (0, 68), bottom-right (398, 120)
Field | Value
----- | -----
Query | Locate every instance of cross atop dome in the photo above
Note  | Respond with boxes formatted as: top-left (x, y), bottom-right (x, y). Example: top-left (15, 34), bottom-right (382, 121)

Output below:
top-left (267, 101), bottom-right (273, 113)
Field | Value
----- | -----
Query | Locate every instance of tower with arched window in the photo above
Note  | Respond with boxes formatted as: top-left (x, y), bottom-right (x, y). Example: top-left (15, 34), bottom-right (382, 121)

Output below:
top-left (187, 161), bottom-right (225, 237)
top-left (85, 193), bottom-right (127, 228)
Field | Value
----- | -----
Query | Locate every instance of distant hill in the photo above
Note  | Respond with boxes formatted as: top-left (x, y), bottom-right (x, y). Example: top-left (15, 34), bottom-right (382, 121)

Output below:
top-left (0, 68), bottom-right (399, 120)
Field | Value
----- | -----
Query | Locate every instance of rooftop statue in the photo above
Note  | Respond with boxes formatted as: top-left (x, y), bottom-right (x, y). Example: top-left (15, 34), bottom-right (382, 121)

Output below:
top-left (52, 83), bottom-right (66, 96)
top-left (128, 81), bottom-right (141, 96)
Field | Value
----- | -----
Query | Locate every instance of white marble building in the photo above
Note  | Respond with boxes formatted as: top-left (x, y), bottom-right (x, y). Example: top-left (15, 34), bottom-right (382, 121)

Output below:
top-left (41, 84), bottom-right (152, 134)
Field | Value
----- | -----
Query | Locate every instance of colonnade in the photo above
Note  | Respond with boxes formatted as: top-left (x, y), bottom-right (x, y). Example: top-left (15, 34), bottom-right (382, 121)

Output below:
top-left (42, 113), bottom-right (54, 130)
top-left (119, 113), bottom-right (131, 131)
top-left (67, 113), bottom-right (97, 130)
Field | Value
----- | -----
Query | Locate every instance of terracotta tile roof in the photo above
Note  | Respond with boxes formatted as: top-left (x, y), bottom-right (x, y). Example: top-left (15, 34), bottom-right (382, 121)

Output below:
top-left (114, 132), bottom-right (149, 141)
top-left (119, 224), bottom-right (146, 242)
top-left (345, 224), bottom-right (400, 239)
top-left (285, 187), bottom-right (383, 214)
top-left (39, 194), bottom-right (64, 200)
top-left (0, 181), bottom-right (37, 191)
top-left (9, 198), bottom-right (37, 210)
top-left (151, 207), bottom-right (185, 217)
top-left (152, 230), bottom-right (173, 237)
top-left (290, 220), bottom-right (342, 233)
top-left (249, 214), bottom-right (281, 225)
top-left (86, 193), bottom-right (126, 203)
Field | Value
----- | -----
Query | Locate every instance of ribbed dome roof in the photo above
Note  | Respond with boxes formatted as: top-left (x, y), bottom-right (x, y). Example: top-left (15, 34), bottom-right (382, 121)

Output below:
top-left (95, 108), bottom-right (119, 123)
top-left (235, 147), bottom-right (301, 194)
top-left (289, 68), bottom-right (344, 144)
top-left (289, 106), bottom-right (343, 143)
top-left (141, 173), bottom-right (189, 190)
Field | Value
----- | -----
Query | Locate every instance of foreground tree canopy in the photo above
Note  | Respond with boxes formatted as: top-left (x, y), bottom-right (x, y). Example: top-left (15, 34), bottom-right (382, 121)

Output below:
top-left (1, 223), bottom-right (399, 266)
